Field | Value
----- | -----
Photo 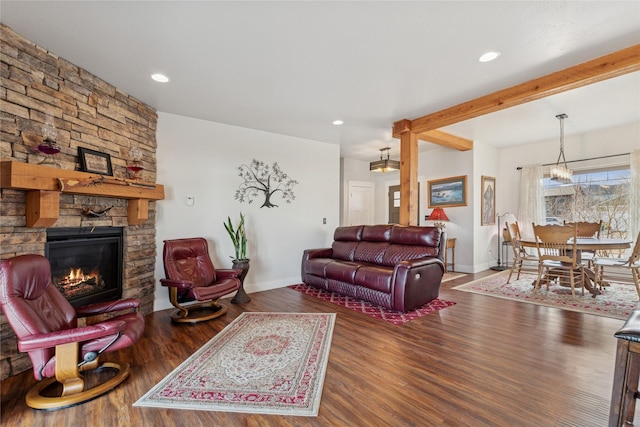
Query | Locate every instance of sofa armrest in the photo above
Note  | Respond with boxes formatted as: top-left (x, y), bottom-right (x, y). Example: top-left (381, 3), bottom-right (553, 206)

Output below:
top-left (18, 320), bottom-right (126, 352)
top-left (392, 257), bottom-right (445, 311)
top-left (303, 248), bottom-right (333, 259)
top-left (438, 231), bottom-right (447, 263)
top-left (75, 299), bottom-right (140, 317)
top-left (160, 278), bottom-right (194, 290)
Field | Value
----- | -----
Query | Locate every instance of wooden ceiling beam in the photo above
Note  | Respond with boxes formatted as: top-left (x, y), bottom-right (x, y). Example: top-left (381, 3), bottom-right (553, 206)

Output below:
top-left (400, 43), bottom-right (640, 137)
top-left (418, 129), bottom-right (473, 151)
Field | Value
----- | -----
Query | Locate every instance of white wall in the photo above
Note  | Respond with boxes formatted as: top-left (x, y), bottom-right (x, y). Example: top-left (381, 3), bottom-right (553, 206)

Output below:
top-left (154, 112), bottom-right (340, 312)
top-left (357, 122), bottom-right (639, 274)
top-left (417, 147), bottom-right (475, 272)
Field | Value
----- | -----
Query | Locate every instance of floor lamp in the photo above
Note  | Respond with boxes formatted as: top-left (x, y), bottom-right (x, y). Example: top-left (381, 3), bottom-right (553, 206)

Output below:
top-left (490, 212), bottom-right (509, 271)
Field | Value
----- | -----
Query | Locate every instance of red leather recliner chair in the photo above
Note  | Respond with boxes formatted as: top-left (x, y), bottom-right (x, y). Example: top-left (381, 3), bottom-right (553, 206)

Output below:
top-left (161, 237), bottom-right (241, 323)
top-left (0, 254), bottom-right (145, 410)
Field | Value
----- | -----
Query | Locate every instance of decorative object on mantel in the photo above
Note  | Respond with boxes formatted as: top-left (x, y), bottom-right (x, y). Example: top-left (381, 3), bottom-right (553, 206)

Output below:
top-left (37, 115), bottom-right (61, 167)
top-left (78, 147), bottom-right (113, 176)
top-left (224, 212), bottom-right (251, 304)
top-left (235, 159), bottom-right (298, 208)
top-left (127, 142), bottom-right (144, 180)
top-left (550, 113), bottom-right (572, 183)
top-left (82, 205), bottom-right (114, 218)
top-left (427, 207), bottom-right (449, 229)
top-left (370, 147), bottom-right (400, 172)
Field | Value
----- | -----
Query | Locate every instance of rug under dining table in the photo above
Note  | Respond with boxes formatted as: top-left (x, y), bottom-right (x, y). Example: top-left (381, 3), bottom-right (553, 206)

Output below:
top-left (453, 270), bottom-right (639, 320)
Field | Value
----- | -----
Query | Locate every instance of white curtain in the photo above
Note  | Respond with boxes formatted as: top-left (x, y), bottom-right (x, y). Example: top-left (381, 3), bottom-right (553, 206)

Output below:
top-left (517, 164), bottom-right (544, 238)
top-left (630, 150), bottom-right (640, 244)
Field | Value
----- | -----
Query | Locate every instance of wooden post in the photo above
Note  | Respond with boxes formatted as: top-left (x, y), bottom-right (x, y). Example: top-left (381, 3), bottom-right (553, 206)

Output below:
top-left (394, 120), bottom-right (419, 226)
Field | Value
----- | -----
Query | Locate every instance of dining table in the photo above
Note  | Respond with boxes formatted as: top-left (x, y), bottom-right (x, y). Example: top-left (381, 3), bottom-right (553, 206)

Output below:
top-left (519, 237), bottom-right (633, 297)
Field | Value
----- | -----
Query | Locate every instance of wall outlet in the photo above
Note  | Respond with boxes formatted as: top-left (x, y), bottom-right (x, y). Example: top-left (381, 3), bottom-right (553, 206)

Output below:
top-left (186, 196), bottom-right (195, 206)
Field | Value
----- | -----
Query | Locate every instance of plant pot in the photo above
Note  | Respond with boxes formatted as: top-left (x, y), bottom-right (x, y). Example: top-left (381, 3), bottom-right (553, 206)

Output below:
top-left (231, 259), bottom-right (251, 304)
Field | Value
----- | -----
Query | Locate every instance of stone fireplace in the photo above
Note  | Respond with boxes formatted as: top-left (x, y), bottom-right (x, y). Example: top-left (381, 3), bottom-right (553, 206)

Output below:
top-left (0, 24), bottom-right (161, 380)
top-left (46, 227), bottom-right (124, 307)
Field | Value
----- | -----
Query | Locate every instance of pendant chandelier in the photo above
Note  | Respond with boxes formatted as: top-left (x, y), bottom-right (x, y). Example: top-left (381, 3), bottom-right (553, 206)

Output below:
top-left (370, 147), bottom-right (400, 173)
top-left (550, 113), bottom-right (572, 183)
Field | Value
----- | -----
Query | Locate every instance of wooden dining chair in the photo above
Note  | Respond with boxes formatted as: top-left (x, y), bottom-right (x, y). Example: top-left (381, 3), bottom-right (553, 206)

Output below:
top-left (532, 223), bottom-right (585, 297)
top-left (505, 222), bottom-right (539, 283)
top-left (564, 220), bottom-right (602, 267)
top-left (594, 231), bottom-right (640, 299)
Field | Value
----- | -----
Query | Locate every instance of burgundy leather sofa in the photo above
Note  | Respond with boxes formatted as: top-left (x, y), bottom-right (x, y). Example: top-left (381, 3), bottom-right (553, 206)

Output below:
top-left (301, 224), bottom-right (446, 312)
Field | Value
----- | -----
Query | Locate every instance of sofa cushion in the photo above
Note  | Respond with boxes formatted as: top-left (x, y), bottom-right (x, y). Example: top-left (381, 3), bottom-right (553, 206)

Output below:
top-left (354, 265), bottom-right (393, 293)
top-left (353, 241), bottom-right (388, 264)
top-left (325, 261), bottom-right (360, 283)
top-left (304, 258), bottom-right (334, 276)
top-left (331, 241), bottom-right (358, 261)
top-left (334, 225), bottom-right (363, 241)
top-left (391, 225), bottom-right (441, 248)
top-left (361, 225), bottom-right (393, 241)
top-left (382, 244), bottom-right (438, 266)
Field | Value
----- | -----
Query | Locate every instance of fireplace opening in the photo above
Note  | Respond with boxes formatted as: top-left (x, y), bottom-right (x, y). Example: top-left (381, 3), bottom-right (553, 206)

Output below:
top-left (45, 227), bottom-right (123, 307)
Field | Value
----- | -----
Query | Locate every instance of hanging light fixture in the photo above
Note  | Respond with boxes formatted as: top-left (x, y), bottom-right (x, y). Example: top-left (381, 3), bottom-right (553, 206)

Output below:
top-left (370, 147), bottom-right (400, 172)
top-left (550, 113), bottom-right (572, 183)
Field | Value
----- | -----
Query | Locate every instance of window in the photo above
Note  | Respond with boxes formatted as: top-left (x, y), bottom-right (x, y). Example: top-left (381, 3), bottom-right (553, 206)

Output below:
top-left (543, 167), bottom-right (630, 238)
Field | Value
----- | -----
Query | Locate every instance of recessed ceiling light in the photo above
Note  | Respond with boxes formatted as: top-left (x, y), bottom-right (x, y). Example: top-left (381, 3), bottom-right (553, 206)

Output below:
top-left (478, 51), bottom-right (501, 63)
top-left (151, 73), bottom-right (170, 83)
top-left (332, 120), bottom-right (344, 126)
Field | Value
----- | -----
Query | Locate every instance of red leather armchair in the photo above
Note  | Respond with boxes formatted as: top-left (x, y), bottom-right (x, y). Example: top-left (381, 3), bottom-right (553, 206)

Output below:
top-left (0, 254), bottom-right (145, 410)
top-left (161, 237), bottom-right (241, 323)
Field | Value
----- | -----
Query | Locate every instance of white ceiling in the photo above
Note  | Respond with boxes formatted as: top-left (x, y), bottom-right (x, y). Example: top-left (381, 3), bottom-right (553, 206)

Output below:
top-left (2, 1), bottom-right (639, 161)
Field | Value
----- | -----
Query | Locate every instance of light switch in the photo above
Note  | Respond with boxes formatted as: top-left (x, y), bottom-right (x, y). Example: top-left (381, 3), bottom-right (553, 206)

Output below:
top-left (186, 196), bottom-right (195, 206)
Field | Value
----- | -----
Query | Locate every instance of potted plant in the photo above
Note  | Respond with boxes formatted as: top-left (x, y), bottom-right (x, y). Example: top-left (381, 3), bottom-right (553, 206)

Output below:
top-left (224, 213), bottom-right (251, 303)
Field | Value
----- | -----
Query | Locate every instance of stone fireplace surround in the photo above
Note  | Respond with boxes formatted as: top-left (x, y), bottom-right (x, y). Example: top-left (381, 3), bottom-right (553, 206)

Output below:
top-left (0, 24), bottom-right (160, 380)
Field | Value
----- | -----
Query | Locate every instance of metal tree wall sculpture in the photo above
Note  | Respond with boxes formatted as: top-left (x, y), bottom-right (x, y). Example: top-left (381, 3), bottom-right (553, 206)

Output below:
top-left (235, 159), bottom-right (298, 208)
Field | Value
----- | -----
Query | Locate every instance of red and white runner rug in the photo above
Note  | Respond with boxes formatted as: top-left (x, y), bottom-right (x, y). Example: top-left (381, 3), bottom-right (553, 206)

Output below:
top-left (134, 312), bottom-right (335, 416)
top-left (289, 283), bottom-right (455, 325)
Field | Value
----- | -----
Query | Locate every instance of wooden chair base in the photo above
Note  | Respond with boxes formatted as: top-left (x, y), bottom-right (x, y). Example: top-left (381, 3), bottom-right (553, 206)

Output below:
top-left (170, 303), bottom-right (227, 324)
top-left (25, 361), bottom-right (130, 410)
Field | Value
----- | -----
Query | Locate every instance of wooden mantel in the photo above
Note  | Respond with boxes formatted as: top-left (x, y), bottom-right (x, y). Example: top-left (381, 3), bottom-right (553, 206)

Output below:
top-left (0, 161), bottom-right (165, 227)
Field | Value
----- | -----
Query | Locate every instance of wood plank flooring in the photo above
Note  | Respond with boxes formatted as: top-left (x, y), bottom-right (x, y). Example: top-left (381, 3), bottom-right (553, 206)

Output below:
top-left (1, 270), bottom-right (633, 426)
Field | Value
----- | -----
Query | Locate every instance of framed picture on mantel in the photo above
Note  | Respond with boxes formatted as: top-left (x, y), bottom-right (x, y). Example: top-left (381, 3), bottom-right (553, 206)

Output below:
top-left (78, 147), bottom-right (113, 176)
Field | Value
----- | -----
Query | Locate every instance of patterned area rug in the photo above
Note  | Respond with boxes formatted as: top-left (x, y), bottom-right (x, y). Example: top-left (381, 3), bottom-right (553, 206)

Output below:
top-left (442, 272), bottom-right (466, 282)
top-left (134, 312), bottom-right (335, 416)
top-left (453, 271), bottom-right (639, 320)
top-left (289, 283), bottom-right (455, 325)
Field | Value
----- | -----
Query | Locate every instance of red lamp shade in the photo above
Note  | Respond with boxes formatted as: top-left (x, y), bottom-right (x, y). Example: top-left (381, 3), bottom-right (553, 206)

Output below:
top-left (428, 208), bottom-right (449, 221)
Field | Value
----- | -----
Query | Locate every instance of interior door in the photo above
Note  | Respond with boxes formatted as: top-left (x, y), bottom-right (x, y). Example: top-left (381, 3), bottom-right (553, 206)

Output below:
top-left (347, 181), bottom-right (374, 225)
top-left (388, 184), bottom-right (419, 224)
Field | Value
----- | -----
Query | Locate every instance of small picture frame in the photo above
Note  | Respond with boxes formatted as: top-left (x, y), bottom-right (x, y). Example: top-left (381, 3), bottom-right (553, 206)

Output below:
top-left (78, 147), bottom-right (113, 176)
top-left (481, 175), bottom-right (496, 225)
top-left (427, 175), bottom-right (467, 208)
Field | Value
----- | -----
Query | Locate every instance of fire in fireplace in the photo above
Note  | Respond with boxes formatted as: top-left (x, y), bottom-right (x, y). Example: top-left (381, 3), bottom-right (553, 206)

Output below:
top-left (45, 227), bottom-right (123, 307)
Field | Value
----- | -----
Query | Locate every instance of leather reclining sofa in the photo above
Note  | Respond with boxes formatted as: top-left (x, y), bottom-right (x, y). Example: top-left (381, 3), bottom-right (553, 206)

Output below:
top-left (301, 224), bottom-right (446, 312)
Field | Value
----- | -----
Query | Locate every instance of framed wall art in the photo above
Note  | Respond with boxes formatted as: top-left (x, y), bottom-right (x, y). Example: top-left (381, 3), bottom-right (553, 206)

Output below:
top-left (78, 147), bottom-right (113, 176)
top-left (427, 175), bottom-right (467, 208)
top-left (481, 175), bottom-right (496, 225)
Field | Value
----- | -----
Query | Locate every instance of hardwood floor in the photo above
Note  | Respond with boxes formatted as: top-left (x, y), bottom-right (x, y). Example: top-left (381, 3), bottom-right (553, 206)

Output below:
top-left (1, 270), bottom-right (633, 426)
